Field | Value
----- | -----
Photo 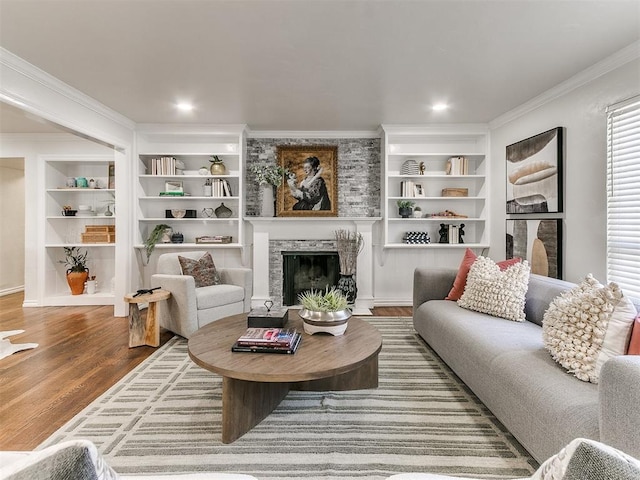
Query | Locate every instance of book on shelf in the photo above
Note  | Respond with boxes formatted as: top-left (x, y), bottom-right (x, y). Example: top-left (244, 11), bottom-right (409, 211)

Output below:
top-left (159, 191), bottom-right (186, 196)
top-left (446, 156), bottom-right (468, 176)
top-left (231, 333), bottom-right (301, 354)
top-left (150, 156), bottom-right (178, 176)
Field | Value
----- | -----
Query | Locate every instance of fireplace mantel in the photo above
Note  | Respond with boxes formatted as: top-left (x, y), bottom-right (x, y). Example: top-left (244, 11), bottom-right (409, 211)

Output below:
top-left (247, 217), bottom-right (381, 314)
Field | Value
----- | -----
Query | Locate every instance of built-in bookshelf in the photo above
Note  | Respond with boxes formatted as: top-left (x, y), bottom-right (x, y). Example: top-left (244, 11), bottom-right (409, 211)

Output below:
top-left (41, 154), bottom-right (119, 306)
top-left (381, 125), bottom-right (489, 249)
top-left (135, 126), bottom-right (247, 255)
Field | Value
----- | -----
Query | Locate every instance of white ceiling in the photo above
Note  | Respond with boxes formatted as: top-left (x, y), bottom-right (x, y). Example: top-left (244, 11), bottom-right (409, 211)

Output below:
top-left (1, 0), bottom-right (639, 132)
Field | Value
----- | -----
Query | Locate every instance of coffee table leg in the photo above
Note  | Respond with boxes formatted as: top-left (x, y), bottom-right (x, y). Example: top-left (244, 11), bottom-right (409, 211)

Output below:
top-left (221, 377), bottom-right (290, 444)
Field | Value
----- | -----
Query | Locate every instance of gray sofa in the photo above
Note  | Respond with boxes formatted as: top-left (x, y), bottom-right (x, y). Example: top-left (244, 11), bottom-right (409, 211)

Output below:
top-left (413, 267), bottom-right (640, 464)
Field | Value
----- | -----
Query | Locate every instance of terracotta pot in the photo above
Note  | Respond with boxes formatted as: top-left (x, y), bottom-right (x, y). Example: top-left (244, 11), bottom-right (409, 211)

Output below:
top-left (66, 271), bottom-right (89, 295)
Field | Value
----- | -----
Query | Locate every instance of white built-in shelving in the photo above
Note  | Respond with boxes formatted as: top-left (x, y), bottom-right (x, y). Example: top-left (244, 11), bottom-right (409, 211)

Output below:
top-left (41, 154), bottom-right (119, 306)
top-left (134, 126), bottom-right (247, 254)
top-left (381, 125), bottom-right (490, 249)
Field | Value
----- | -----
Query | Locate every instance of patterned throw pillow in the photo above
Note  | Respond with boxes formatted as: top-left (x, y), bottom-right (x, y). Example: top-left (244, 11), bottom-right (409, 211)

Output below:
top-left (178, 252), bottom-right (221, 288)
top-left (542, 274), bottom-right (637, 383)
top-left (445, 248), bottom-right (521, 301)
top-left (457, 256), bottom-right (531, 322)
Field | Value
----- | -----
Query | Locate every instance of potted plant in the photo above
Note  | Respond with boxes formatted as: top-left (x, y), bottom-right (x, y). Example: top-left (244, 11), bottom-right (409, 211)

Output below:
top-left (397, 200), bottom-right (415, 218)
top-left (249, 163), bottom-right (290, 216)
top-left (209, 155), bottom-right (227, 175)
top-left (144, 224), bottom-right (172, 262)
top-left (298, 287), bottom-right (352, 336)
top-left (59, 246), bottom-right (89, 295)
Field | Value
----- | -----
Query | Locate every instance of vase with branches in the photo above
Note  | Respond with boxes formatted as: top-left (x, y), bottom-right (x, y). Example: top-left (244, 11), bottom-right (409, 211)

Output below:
top-left (334, 229), bottom-right (364, 304)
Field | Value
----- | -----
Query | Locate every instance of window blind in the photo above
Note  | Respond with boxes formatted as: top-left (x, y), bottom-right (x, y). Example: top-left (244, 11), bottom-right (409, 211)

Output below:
top-left (607, 96), bottom-right (640, 301)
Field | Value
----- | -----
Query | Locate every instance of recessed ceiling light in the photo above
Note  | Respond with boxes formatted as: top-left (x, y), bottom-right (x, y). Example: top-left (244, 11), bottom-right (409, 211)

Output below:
top-left (176, 102), bottom-right (194, 112)
top-left (432, 103), bottom-right (448, 112)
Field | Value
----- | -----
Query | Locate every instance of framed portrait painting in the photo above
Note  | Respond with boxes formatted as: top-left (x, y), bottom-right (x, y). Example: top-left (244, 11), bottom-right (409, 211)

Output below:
top-left (277, 145), bottom-right (338, 217)
top-left (506, 127), bottom-right (563, 214)
top-left (506, 218), bottom-right (562, 279)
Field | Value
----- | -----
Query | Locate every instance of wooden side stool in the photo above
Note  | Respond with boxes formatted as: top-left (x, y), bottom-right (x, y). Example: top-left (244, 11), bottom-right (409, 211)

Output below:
top-left (124, 289), bottom-right (171, 348)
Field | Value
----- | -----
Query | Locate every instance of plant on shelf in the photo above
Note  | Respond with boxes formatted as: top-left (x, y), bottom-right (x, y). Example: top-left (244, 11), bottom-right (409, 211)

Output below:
top-left (249, 163), bottom-right (289, 187)
top-left (249, 163), bottom-right (290, 216)
top-left (209, 155), bottom-right (226, 175)
top-left (397, 200), bottom-right (415, 218)
top-left (144, 224), bottom-right (172, 262)
top-left (59, 246), bottom-right (89, 295)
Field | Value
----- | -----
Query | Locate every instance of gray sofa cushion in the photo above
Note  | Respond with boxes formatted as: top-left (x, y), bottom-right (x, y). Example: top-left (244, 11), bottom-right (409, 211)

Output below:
top-left (524, 274), bottom-right (574, 326)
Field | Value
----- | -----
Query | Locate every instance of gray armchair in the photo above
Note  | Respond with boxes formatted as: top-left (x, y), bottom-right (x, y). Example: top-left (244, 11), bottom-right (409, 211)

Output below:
top-left (151, 251), bottom-right (252, 339)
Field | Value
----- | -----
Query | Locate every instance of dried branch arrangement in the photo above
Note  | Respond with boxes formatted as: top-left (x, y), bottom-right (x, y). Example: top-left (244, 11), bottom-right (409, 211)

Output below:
top-left (334, 229), bottom-right (364, 275)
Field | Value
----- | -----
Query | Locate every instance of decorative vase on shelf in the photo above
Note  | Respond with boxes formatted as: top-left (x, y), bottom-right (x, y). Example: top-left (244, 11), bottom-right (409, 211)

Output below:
top-left (209, 156), bottom-right (227, 175)
top-left (215, 202), bottom-right (232, 218)
top-left (66, 271), bottom-right (89, 295)
top-left (260, 185), bottom-right (276, 217)
top-left (337, 274), bottom-right (357, 304)
top-left (104, 205), bottom-right (113, 216)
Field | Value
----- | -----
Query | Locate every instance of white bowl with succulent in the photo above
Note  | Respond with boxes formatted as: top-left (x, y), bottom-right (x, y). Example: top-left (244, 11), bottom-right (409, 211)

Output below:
top-left (298, 287), bottom-right (352, 336)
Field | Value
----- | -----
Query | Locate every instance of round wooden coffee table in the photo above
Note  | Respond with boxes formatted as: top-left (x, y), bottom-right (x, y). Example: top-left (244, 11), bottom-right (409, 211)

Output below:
top-left (188, 312), bottom-right (382, 443)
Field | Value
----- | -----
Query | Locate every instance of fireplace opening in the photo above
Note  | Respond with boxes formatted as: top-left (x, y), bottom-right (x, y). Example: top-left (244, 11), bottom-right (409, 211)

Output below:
top-left (282, 251), bottom-right (340, 306)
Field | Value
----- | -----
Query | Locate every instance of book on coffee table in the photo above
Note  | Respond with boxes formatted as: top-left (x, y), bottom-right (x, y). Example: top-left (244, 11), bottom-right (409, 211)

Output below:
top-left (231, 332), bottom-right (301, 354)
top-left (235, 327), bottom-right (298, 347)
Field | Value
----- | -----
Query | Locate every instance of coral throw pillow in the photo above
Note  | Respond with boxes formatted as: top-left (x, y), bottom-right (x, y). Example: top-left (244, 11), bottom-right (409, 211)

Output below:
top-left (445, 248), bottom-right (521, 300)
top-left (457, 256), bottom-right (531, 322)
top-left (178, 252), bottom-right (221, 288)
top-left (627, 315), bottom-right (640, 355)
top-left (543, 274), bottom-right (637, 383)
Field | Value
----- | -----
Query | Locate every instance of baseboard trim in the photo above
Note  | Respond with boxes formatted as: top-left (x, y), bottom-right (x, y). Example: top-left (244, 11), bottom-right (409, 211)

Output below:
top-left (0, 286), bottom-right (24, 297)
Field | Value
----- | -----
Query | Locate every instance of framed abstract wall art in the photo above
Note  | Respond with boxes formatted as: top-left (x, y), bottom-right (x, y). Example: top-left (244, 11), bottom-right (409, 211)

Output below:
top-left (506, 218), bottom-right (562, 279)
top-left (277, 145), bottom-right (338, 217)
top-left (506, 127), bottom-right (563, 214)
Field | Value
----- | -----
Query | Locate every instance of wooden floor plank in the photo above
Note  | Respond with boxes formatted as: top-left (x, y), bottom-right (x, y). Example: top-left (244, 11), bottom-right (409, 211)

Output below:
top-left (0, 292), bottom-right (410, 450)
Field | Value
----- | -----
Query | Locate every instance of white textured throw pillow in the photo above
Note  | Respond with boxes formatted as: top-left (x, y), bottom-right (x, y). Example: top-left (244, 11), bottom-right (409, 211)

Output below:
top-left (542, 274), bottom-right (637, 384)
top-left (457, 256), bottom-right (531, 322)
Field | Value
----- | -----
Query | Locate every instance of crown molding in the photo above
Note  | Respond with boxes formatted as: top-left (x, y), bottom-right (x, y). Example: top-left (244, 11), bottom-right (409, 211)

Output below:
top-left (0, 47), bottom-right (136, 131)
top-left (247, 130), bottom-right (381, 139)
top-left (0, 132), bottom-right (81, 143)
top-left (489, 40), bottom-right (640, 129)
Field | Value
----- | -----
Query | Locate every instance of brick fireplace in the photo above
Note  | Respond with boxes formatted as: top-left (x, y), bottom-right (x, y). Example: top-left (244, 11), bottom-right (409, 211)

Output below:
top-left (247, 218), bottom-right (377, 315)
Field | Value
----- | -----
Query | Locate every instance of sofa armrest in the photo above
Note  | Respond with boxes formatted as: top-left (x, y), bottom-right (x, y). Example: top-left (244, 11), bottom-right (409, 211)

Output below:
top-left (219, 268), bottom-right (253, 312)
top-left (413, 268), bottom-right (458, 313)
top-left (599, 355), bottom-right (640, 460)
top-left (151, 274), bottom-right (198, 337)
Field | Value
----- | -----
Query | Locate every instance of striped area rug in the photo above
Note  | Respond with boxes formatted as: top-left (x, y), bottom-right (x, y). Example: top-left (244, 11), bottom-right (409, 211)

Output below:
top-left (41, 317), bottom-right (537, 479)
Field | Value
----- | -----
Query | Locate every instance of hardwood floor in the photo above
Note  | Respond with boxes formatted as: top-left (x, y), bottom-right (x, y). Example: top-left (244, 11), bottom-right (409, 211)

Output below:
top-left (0, 292), bottom-right (410, 451)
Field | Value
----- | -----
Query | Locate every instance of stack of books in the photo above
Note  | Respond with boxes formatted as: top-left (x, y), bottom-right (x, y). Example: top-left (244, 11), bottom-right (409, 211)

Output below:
top-left (231, 327), bottom-right (301, 354)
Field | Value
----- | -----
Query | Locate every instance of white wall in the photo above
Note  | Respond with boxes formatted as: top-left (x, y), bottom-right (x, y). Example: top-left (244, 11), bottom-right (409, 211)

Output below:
top-left (489, 59), bottom-right (640, 283)
top-left (0, 157), bottom-right (25, 295)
